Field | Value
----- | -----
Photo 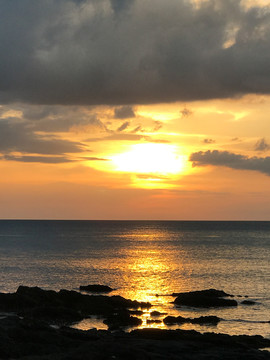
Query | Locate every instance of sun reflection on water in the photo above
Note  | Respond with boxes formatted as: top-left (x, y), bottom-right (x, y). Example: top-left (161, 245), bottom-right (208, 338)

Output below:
top-left (70, 224), bottom-right (270, 339)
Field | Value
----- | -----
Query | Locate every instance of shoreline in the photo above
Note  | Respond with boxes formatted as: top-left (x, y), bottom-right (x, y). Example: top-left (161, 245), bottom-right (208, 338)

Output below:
top-left (0, 286), bottom-right (270, 359)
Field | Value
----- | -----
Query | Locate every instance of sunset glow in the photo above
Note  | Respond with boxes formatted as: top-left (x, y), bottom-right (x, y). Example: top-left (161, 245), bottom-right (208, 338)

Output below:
top-left (1, 0), bottom-right (270, 219)
top-left (111, 144), bottom-right (187, 176)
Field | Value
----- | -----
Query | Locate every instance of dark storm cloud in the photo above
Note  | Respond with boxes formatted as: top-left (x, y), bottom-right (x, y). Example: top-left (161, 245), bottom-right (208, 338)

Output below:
top-left (2, 0), bottom-right (270, 105)
top-left (32, 114), bottom-right (104, 132)
top-left (190, 150), bottom-right (270, 176)
top-left (0, 119), bottom-right (84, 155)
top-left (114, 106), bottom-right (135, 119)
top-left (110, 0), bottom-right (133, 13)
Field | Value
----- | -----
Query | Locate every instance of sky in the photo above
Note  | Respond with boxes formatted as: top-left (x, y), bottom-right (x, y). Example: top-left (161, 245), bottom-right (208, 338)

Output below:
top-left (1, 0), bottom-right (270, 220)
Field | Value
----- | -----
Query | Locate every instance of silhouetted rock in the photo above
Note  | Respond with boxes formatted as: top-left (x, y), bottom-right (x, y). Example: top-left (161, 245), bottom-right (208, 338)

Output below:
top-left (129, 309), bottom-right (144, 315)
top-left (172, 288), bottom-right (233, 297)
top-left (80, 284), bottom-right (114, 293)
top-left (0, 297), bottom-right (270, 359)
top-left (131, 328), bottom-right (270, 351)
top-left (241, 300), bottom-right (257, 305)
top-left (150, 310), bottom-right (167, 317)
top-left (0, 286), bottom-right (151, 326)
top-left (163, 315), bottom-right (221, 325)
top-left (174, 289), bottom-right (237, 308)
top-left (104, 310), bottom-right (142, 329)
top-left (23, 305), bottom-right (83, 324)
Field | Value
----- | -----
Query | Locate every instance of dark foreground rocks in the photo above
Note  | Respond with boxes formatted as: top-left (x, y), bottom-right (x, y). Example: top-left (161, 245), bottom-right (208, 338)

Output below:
top-left (174, 288), bottom-right (238, 308)
top-left (0, 286), bottom-right (151, 326)
top-left (0, 315), bottom-right (270, 359)
top-left (0, 286), bottom-right (269, 359)
top-left (79, 284), bottom-right (114, 293)
top-left (104, 311), bottom-right (143, 330)
top-left (163, 315), bottom-right (221, 326)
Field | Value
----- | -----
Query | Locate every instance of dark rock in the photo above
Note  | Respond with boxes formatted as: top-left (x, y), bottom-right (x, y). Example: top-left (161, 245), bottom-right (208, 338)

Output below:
top-left (241, 300), bottom-right (257, 305)
top-left (22, 305), bottom-right (83, 324)
top-left (163, 315), bottom-right (221, 325)
top-left (0, 312), bottom-right (270, 359)
top-left (131, 328), bottom-right (270, 350)
top-left (150, 310), bottom-right (167, 317)
top-left (0, 286), bottom-right (152, 326)
top-left (79, 284), bottom-right (114, 293)
top-left (110, 295), bottom-right (151, 309)
top-left (0, 315), bottom-right (82, 359)
top-left (172, 288), bottom-right (233, 298)
top-left (174, 289), bottom-right (237, 308)
top-left (129, 310), bottom-right (144, 316)
top-left (104, 310), bottom-right (142, 329)
top-left (191, 315), bottom-right (221, 324)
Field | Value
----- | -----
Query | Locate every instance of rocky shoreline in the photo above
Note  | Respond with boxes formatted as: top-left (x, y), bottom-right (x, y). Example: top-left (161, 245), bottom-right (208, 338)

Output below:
top-left (0, 286), bottom-right (269, 359)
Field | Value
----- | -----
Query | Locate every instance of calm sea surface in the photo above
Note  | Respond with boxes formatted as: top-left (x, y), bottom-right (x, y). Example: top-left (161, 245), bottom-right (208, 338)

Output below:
top-left (0, 220), bottom-right (269, 338)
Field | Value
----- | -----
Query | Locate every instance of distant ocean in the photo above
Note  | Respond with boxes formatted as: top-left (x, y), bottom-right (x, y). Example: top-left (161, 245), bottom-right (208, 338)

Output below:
top-left (0, 220), bottom-right (269, 338)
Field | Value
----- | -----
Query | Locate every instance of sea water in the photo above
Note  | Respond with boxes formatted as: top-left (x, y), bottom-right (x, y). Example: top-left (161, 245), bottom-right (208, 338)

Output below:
top-left (0, 220), bottom-right (269, 338)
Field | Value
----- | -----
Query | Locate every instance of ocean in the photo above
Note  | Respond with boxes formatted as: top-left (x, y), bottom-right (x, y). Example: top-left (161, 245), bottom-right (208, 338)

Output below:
top-left (0, 220), bottom-right (269, 338)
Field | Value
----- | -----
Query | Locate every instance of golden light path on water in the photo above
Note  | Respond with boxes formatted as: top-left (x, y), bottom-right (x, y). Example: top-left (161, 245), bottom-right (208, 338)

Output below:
top-left (71, 224), bottom-right (270, 337)
top-left (73, 227), bottom-right (194, 331)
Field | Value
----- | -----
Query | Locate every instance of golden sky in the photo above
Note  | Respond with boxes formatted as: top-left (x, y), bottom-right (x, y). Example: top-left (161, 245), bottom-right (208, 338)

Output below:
top-left (1, 0), bottom-right (270, 219)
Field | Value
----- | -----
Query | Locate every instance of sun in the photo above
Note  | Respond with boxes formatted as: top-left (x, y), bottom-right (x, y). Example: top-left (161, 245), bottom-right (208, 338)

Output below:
top-left (111, 143), bottom-right (187, 176)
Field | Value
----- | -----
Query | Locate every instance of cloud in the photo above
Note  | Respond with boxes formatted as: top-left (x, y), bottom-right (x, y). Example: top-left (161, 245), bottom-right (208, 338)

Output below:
top-left (2, 0), bottom-right (270, 105)
top-left (85, 133), bottom-right (168, 143)
top-left (0, 119), bottom-right (85, 155)
top-left (22, 105), bottom-right (105, 132)
top-left (255, 138), bottom-right (270, 151)
top-left (117, 121), bottom-right (130, 132)
top-left (130, 125), bottom-right (143, 133)
top-left (110, 0), bottom-right (134, 13)
top-left (86, 133), bottom-right (144, 142)
top-left (114, 106), bottom-right (135, 119)
top-left (190, 150), bottom-right (270, 176)
top-left (180, 107), bottom-right (193, 118)
top-left (149, 139), bottom-right (170, 144)
top-left (3, 155), bottom-right (73, 164)
top-left (203, 138), bottom-right (215, 144)
top-left (152, 121), bottom-right (163, 132)
top-left (136, 174), bottom-right (168, 180)
top-left (81, 156), bottom-right (109, 161)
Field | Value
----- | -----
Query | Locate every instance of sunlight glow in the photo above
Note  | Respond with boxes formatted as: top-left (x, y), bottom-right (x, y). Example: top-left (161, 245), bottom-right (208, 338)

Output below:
top-left (111, 143), bottom-right (187, 176)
